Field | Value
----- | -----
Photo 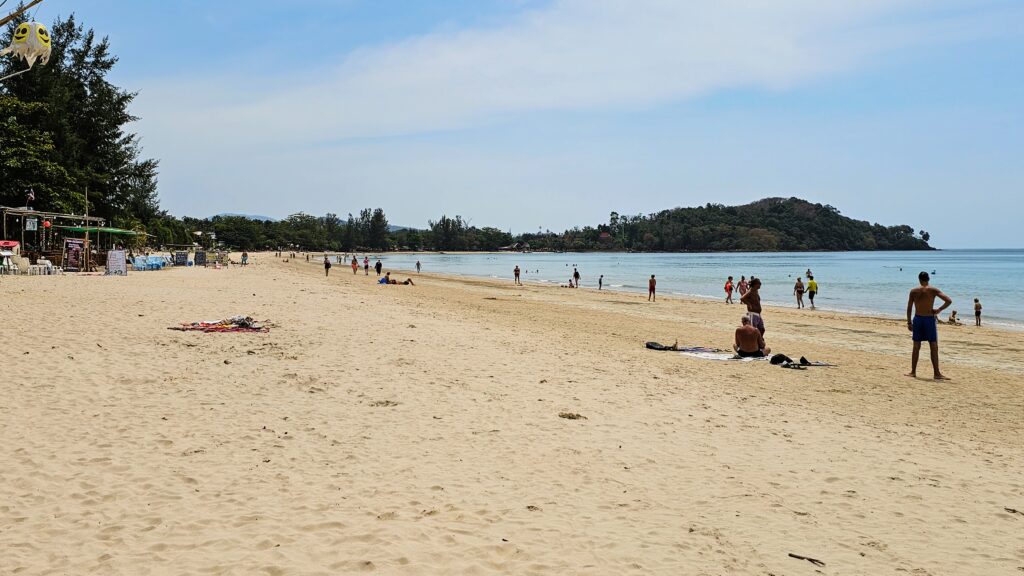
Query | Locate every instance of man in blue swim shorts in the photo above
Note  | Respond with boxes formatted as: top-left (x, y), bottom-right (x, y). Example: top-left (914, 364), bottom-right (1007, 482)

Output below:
top-left (907, 271), bottom-right (952, 380)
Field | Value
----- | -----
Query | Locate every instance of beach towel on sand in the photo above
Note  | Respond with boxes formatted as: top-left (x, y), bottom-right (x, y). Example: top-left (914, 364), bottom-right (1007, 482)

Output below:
top-left (645, 342), bottom-right (766, 361)
top-left (680, 351), bottom-right (768, 362)
top-left (645, 342), bottom-right (722, 353)
top-left (168, 316), bottom-right (270, 333)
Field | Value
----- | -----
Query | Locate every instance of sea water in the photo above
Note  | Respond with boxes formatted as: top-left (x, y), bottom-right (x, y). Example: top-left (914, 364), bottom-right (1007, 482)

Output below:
top-left (355, 250), bottom-right (1023, 329)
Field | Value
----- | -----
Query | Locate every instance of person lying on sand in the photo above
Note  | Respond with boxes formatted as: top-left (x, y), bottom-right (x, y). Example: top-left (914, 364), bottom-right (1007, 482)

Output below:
top-left (388, 278), bottom-right (415, 285)
top-left (734, 316), bottom-right (771, 358)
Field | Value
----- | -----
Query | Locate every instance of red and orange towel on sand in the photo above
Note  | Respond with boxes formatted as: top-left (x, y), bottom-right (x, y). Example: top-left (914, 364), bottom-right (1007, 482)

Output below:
top-left (168, 316), bottom-right (271, 333)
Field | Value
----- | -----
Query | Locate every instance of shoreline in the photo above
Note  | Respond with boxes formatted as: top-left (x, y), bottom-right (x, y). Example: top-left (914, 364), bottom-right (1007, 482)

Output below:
top-left (290, 253), bottom-right (1024, 332)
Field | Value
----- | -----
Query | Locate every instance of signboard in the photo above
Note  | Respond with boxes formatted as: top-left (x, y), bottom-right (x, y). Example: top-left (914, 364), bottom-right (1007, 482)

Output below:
top-left (174, 251), bottom-right (188, 266)
top-left (25, 217), bottom-right (37, 231)
top-left (105, 250), bottom-right (127, 276)
top-left (194, 251), bottom-right (207, 267)
top-left (64, 238), bottom-right (85, 272)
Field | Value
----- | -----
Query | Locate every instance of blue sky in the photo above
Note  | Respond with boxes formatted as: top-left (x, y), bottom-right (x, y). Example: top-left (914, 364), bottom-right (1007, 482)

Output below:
top-left (34, 0), bottom-right (1024, 247)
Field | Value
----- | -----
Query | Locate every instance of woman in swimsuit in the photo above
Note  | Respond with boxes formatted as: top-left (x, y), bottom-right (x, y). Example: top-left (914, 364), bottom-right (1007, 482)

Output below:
top-left (794, 277), bottom-right (805, 309)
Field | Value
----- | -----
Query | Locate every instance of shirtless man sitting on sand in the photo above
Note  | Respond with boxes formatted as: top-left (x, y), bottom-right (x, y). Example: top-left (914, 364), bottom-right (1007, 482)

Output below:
top-left (734, 316), bottom-right (771, 358)
top-left (907, 271), bottom-right (952, 380)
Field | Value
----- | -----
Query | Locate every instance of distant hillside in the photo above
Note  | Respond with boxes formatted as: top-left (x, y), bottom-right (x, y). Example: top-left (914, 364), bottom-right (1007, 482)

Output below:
top-left (178, 198), bottom-right (931, 252)
top-left (214, 213), bottom-right (278, 222)
top-left (520, 197), bottom-right (933, 252)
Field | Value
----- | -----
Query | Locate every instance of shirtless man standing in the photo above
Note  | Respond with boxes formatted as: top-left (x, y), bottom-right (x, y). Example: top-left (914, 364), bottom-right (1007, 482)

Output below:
top-left (734, 316), bottom-right (771, 357)
top-left (740, 277), bottom-right (765, 335)
top-left (907, 271), bottom-right (952, 380)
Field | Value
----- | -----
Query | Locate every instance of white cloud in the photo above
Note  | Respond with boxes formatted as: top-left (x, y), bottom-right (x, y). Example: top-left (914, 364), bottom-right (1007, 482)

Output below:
top-left (129, 0), bottom-right (1019, 239)
top-left (137, 0), bottom-right (994, 147)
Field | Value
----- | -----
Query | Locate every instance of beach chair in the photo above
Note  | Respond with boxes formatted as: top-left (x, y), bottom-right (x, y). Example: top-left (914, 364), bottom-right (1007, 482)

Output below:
top-left (0, 251), bottom-right (17, 275)
top-left (146, 255), bottom-right (164, 270)
top-left (132, 256), bottom-right (148, 271)
top-left (36, 259), bottom-right (60, 275)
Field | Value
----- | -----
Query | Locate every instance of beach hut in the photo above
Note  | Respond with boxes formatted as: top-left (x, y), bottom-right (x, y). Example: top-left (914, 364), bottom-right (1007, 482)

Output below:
top-left (2, 206), bottom-right (106, 267)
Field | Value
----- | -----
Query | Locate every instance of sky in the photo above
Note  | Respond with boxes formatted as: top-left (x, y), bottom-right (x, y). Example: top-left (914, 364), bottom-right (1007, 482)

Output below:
top-left (32, 0), bottom-right (1024, 247)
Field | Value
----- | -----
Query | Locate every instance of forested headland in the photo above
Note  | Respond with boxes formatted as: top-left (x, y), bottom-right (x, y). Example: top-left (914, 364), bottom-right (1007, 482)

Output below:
top-left (0, 15), bottom-right (932, 254)
top-left (189, 197), bottom-right (933, 252)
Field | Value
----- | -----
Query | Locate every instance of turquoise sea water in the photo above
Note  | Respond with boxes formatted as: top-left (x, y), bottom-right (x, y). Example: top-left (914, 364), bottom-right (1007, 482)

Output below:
top-left (353, 250), bottom-right (1023, 329)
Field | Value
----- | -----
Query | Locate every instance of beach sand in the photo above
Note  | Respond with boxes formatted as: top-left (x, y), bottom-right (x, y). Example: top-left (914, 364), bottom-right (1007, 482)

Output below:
top-left (2, 254), bottom-right (1022, 575)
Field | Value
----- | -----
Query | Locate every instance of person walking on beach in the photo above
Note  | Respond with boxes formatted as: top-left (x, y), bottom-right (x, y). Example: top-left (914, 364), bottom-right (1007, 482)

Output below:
top-left (737, 276), bottom-right (749, 298)
top-left (351, 257), bottom-right (359, 274)
top-left (374, 259), bottom-right (383, 277)
top-left (648, 275), bottom-right (656, 302)
top-left (806, 275), bottom-right (818, 309)
top-left (906, 271), bottom-right (952, 380)
top-left (725, 276), bottom-right (734, 304)
top-left (323, 256), bottom-right (331, 277)
top-left (740, 277), bottom-right (765, 335)
top-left (416, 260), bottom-right (421, 274)
top-left (514, 265), bottom-right (521, 285)
top-left (974, 298), bottom-right (982, 326)
top-left (241, 252), bottom-right (249, 266)
top-left (573, 267), bottom-right (581, 288)
top-left (794, 277), bottom-right (805, 309)
top-left (363, 256), bottom-right (369, 275)
top-left (599, 275), bottom-right (603, 290)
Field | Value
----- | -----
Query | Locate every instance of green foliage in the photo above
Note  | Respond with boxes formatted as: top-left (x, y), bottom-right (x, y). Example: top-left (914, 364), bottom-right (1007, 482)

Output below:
top-left (1, 13), bottom-right (160, 225)
top-left (522, 198), bottom-right (933, 252)
top-left (0, 96), bottom-right (78, 211)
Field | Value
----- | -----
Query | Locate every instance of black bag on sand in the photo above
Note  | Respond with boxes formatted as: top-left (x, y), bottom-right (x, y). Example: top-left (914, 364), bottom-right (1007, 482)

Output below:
top-left (770, 353), bottom-right (793, 365)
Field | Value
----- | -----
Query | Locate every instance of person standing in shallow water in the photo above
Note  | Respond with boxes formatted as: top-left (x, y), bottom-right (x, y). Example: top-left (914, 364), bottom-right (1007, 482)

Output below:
top-left (573, 267), bottom-right (581, 288)
top-left (794, 277), bottom-right (805, 309)
top-left (806, 275), bottom-right (818, 309)
top-left (906, 271), bottom-right (952, 380)
top-left (724, 276), bottom-right (734, 304)
top-left (648, 275), bottom-right (656, 302)
top-left (598, 275), bottom-right (603, 290)
top-left (416, 260), bottom-right (421, 274)
top-left (974, 298), bottom-right (982, 326)
top-left (514, 265), bottom-right (521, 286)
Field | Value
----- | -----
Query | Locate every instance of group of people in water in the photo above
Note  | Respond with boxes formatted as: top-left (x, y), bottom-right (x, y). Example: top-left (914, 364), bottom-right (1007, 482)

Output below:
top-left (724, 268), bottom-right (818, 310)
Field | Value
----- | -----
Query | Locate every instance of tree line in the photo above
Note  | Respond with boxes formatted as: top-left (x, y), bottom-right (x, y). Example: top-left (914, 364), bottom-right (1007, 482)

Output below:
top-left (0, 14), bottom-right (192, 246)
top-left (183, 197), bottom-right (931, 253)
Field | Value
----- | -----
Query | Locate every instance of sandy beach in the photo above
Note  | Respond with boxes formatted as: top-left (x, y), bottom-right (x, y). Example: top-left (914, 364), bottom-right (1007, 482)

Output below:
top-left (2, 254), bottom-right (1022, 575)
